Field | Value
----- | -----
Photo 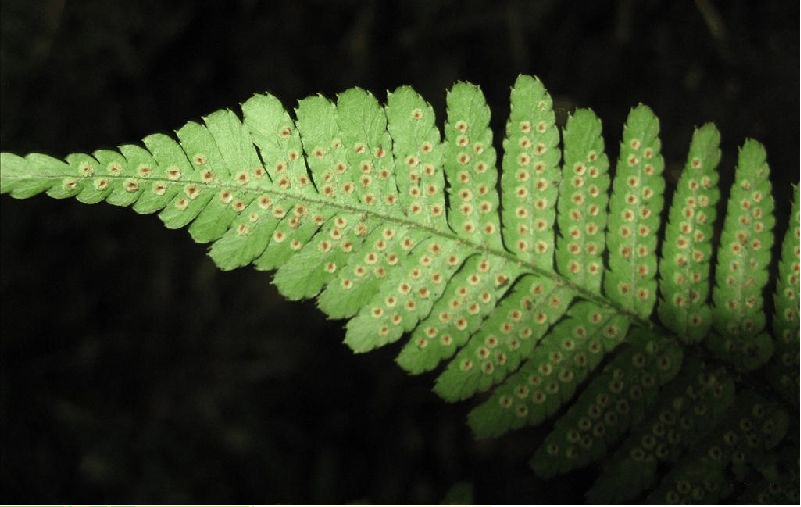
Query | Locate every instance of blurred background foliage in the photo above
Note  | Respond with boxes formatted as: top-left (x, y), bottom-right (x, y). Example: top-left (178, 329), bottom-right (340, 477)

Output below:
top-left (0, 0), bottom-right (797, 503)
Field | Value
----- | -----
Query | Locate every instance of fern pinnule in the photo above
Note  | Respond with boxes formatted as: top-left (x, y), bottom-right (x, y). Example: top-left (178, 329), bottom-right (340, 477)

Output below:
top-left (657, 122), bottom-right (721, 343)
top-left (604, 104), bottom-right (664, 318)
top-left (768, 184), bottom-right (800, 406)
top-left (708, 139), bottom-right (775, 371)
top-left (443, 82), bottom-right (503, 250)
top-left (384, 85), bottom-right (447, 230)
top-left (500, 74), bottom-right (561, 267)
top-left (555, 108), bottom-right (609, 294)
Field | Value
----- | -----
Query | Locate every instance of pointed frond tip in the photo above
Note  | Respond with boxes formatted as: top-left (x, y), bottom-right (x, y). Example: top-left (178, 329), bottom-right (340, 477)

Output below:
top-left (1, 74), bottom-right (797, 497)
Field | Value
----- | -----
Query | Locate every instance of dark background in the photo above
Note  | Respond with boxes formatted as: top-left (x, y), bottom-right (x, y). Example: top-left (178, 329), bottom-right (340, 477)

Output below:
top-left (0, 0), bottom-right (797, 503)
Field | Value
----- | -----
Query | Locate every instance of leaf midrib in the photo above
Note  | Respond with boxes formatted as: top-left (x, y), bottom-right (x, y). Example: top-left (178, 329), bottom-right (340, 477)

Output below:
top-left (2, 161), bottom-right (661, 333)
top-left (2, 168), bottom-right (660, 335)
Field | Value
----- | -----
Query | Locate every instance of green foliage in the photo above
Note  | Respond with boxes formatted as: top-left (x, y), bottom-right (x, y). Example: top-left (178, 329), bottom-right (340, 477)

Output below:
top-left (1, 74), bottom-right (798, 503)
top-left (657, 123), bottom-right (721, 343)
top-left (442, 481), bottom-right (474, 505)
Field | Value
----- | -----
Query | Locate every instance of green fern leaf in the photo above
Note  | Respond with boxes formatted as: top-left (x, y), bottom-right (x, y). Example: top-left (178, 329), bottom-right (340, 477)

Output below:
top-left (586, 357), bottom-right (735, 503)
top-left (174, 120), bottom-right (243, 242)
top-left (433, 275), bottom-right (574, 402)
top-left (645, 390), bottom-right (788, 504)
top-left (530, 328), bottom-right (683, 477)
top-left (768, 184), bottom-right (800, 405)
top-left (443, 82), bottom-right (503, 250)
top-left (555, 108), bottom-right (609, 293)
top-left (466, 299), bottom-right (626, 437)
top-left (604, 104), bottom-right (664, 317)
top-left (657, 122), bottom-right (721, 343)
top-left (2, 74), bottom-right (798, 503)
top-left (383, 86), bottom-right (447, 230)
top-left (708, 139), bottom-right (775, 370)
top-left (242, 93), bottom-right (321, 271)
top-left (500, 74), bottom-right (561, 266)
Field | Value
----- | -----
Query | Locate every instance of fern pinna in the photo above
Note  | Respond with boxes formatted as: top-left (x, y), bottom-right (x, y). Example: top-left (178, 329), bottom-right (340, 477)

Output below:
top-left (1, 75), bottom-right (798, 503)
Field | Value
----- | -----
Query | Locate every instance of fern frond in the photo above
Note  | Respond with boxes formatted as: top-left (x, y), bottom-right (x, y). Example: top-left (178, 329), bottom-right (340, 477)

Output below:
top-left (2, 74), bottom-right (798, 503)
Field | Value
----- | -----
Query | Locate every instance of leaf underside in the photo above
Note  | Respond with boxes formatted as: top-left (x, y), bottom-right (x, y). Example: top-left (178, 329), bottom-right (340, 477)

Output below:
top-left (2, 74), bottom-right (798, 503)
